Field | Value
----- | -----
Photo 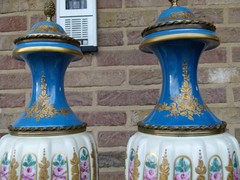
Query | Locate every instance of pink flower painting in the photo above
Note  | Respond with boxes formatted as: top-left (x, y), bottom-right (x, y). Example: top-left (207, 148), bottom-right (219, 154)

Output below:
top-left (0, 153), bottom-right (10, 180)
top-left (21, 154), bottom-right (36, 180)
top-left (143, 154), bottom-right (157, 180)
top-left (80, 148), bottom-right (90, 180)
top-left (174, 157), bottom-right (191, 180)
top-left (52, 154), bottom-right (67, 180)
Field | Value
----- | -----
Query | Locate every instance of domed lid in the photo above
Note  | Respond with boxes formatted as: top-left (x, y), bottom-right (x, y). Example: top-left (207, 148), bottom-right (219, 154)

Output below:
top-left (140, 0), bottom-right (219, 52)
top-left (14, 0), bottom-right (79, 47)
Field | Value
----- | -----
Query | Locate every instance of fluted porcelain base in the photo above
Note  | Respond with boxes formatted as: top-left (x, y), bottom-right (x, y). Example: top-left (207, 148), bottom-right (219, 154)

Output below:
top-left (126, 132), bottom-right (240, 180)
top-left (0, 132), bottom-right (98, 180)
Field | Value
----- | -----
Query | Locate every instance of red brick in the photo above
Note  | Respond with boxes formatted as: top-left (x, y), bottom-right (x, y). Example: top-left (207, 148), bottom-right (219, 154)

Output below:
top-left (69, 54), bottom-right (92, 67)
top-left (229, 8), bottom-right (240, 24)
top-left (200, 88), bottom-right (226, 104)
top-left (76, 111), bottom-right (126, 126)
top-left (0, 112), bottom-right (22, 129)
top-left (0, 0), bottom-right (20, 13)
top-left (99, 172), bottom-right (125, 180)
top-left (129, 68), bottom-right (161, 85)
top-left (65, 70), bottom-right (125, 87)
top-left (0, 93), bottom-right (25, 108)
top-left (127, 30), bottom-right (142, 45)
top-left (206, 0), bottom-right (239, 4)
top-left (98, 0), bottom-right (122, 9)
top-left (65, 92), bottom-right (92, 106)
top-left (0, 35), bottom-right (21, 51)
top-left (98, 131), bottom-right (135, 147)
top-left (217, 28), bottom-right (240, 43)
top-left (233, 87), bottom-right (240, 102)
top-left (97, 89), bottom-right (159, 106)
top-left (0, 55), bottom-right (25, 70)
top-left (0, 73), bottom-right (31, 89)
top-left (30, 14), bottom-right (46, 28)
top-left (232, 47), bottom-right (240, 62)
top-left (211, 107), bottom-right (240, 124)
top-left (98, 10), bottom-right (158, 28)
top-left (200, 47), bottom-right (226, 64)
top-left (198, 67), bottom-right (240, 84)
top-left (192, 8), bottom-right (223, 24)
top-left (0, 16), bottom-right (27, 32)
top-left (98, 30), bottom-right (123, 46)
top-left (99, 151), bottom-right (125, 168)
top-left (125, 0), bottom-right (187, 7)
top-left (97, 50), bottom-right (158, 66)
top-left (19, 0), bottom-right (46, 11)
top-left (192, 0), bottom-right (206, 5)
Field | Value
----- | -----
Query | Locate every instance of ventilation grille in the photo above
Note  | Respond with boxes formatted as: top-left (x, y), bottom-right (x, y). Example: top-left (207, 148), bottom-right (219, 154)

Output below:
top-left (64, 18), bottom-right (89, 45)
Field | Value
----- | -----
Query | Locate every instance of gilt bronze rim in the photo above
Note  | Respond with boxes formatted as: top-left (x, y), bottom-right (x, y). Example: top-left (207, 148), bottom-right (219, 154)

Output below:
top-left (138, 121), bottom-right (227, 136)
top-left (8, 124), bottom-right (87, 136)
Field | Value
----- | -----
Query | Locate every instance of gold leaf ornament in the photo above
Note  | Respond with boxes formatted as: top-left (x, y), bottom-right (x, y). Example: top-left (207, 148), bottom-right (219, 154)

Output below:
top-left (26, 73), bottom-right (69, 121)
top-left (156, 60), bottom-right (206, 120)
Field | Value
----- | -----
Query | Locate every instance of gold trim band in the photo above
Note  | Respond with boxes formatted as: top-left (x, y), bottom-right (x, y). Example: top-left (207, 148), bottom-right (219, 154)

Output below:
top-left (138, 121), bottom-right (226, 137)
top-left (8, 124), bottom-right (87, 136)
top-left (13, 46), bottom-right (83, 57)
top-left (140, 33), bottom-right (220, 53)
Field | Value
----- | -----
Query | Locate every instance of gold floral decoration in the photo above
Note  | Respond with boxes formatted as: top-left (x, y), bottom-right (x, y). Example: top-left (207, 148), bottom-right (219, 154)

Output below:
top-left (26, 73), bottom-right (69, 121)
top-left (31, 24), bottom-right (66, 34)
top-left (195, 150), bottom-right (206, 180)
top-left (133, 147), bottom-right (140, 180)
top-left (156, 60), bottom-right (206, 120)
top-left (9, 151), bottom-right (19, 180)
top-left (225, 150), bottom-right (234, 180)
top-left (91, 144), bottom-right (97, 180)
top-left (39, 149), bottom-right (50, 180)
top-left (160, 149), bottom-right (170, 180)
top-left (71, 149), bottom-right (80, 180)
top-left (158, 11), bottom-right (194, 22)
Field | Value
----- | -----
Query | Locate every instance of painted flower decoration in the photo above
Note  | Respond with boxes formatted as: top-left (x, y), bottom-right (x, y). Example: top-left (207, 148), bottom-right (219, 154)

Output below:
top-left (144, 168), bottom-right (157, 180)
top-left (21, 154), bottom-right (36, 180)
top-left (209, 157), bottom-right (222, 180)
top-left (52, 154), bottom-right (67, 180)
top-left (53, 166), bottom-right (66, 180)
top-left (175, 172), bottom-right (190, 180)
top-left (0, 153), bottom-right (10, 180)
top-left (210, 172), bottom-right (222, 180)
top-left (174, 157), bottom-right (191, 180)
top-left (0, 165), bottom-right (9, 180)
top-left (80, 148), bottom-right (90, 180)
top-left (22, 167), bottom-right (35, 180)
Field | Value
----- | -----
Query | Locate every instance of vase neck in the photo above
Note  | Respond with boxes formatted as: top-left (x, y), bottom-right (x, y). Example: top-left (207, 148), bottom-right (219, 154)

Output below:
top-left (141, 40), bottom-right (222, 127)
top-left (11, 53), bottom-right (84, 129)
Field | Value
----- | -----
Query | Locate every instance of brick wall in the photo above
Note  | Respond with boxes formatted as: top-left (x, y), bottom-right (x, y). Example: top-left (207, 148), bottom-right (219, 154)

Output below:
top-left (1, 0), bottom-right (240, 179)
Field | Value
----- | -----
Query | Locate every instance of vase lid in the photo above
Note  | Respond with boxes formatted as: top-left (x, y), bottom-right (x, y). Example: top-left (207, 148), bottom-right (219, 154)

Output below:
top-left (140, 0), bottom-right (219, 52)
top-left (14, 0), bottom-right (80, 48)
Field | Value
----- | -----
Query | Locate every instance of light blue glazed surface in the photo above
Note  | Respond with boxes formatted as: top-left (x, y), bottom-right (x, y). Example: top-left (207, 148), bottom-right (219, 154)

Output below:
top-left (139, 2), bottom-right (223, 127)
top-left (142, 40), bottom-right (222, 127)
top-left (12, 44), bottom-right (84, 128)
top-left (11, 19), bottom-right (84, 128)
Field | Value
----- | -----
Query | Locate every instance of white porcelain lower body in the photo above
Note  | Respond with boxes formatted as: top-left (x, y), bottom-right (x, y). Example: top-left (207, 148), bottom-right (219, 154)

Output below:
top-left (126, 132), bottom-right (240, 180)
top-left (0, 132), bottom-right (98, 180)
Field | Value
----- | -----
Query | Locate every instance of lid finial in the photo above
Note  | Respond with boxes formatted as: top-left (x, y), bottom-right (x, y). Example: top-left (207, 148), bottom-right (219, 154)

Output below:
top-left (169, 0), bottom-right (178, 7)
top-left (44, 0), bottom-right (55, 22)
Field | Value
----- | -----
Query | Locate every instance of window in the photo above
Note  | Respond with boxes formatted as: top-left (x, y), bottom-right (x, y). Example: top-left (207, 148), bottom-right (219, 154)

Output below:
top-left (66, 0), bottom-right (87, 10)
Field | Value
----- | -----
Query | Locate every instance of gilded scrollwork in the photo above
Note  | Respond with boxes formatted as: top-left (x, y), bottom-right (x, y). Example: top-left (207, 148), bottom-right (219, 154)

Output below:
top-left (195, 150), bottom-right (206, 180)
top-left (71, 149), bottom-right (79, 180)
top-left (91, 144), bottom-right (97, 180)
top-left (26, 73), bottom-right (69, 121)
top-left (158, 11), bottom-right (194, 22)
top-left (159, 149), bottom-right (170, 180)
top-left (225, 150), bottom-right (234, 180)
top-left (39, 149), bottom-right (50, 180)
top-left (156, 60), bottom-right (206, 120)
top-left (9, 152), bottom-right (19, 180)
top-left (133, 147), bottom-right (140, 180)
